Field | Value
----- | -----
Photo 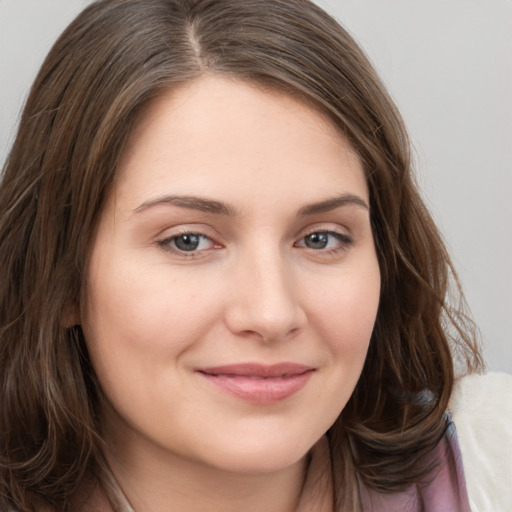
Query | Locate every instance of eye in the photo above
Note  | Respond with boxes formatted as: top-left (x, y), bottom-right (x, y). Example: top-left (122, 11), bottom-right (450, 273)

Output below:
top-left (159, 232), bottom-right (215, 253)
top-left (296, 231), bottom-right (352, 251)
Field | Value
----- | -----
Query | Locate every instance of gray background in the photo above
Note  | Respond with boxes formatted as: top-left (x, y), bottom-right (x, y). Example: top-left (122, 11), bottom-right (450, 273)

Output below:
top-left (1, 0), bottom-right (511, 372)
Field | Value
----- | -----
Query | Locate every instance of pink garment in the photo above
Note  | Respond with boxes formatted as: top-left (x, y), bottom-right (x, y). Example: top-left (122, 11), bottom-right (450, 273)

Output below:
top-left (297, 420), bottom-right (471, 512)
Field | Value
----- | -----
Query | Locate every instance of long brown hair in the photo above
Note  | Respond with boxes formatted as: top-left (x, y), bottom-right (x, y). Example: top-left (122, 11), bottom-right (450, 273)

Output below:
top-left (0, 0), bottom-right (482, 510)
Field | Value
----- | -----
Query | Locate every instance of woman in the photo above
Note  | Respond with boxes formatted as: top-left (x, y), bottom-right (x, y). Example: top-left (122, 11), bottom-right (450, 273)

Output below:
top-left (0, 1), bottom-right (510, 511)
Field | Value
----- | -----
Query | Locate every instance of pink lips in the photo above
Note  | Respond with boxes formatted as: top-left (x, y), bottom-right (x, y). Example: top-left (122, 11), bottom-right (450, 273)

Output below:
top-left (196, 363), bottom-right (314, 404)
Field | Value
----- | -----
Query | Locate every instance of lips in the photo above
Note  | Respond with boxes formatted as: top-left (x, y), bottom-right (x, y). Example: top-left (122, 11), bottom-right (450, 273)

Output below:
top-left (196, 363), bottom-right (315, 403)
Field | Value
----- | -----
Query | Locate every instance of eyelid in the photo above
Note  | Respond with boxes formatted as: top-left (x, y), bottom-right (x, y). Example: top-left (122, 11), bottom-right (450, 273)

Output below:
top-left (156, 223), bottom-right (220, 242)
top-left (156, 225), bottom-right (223, 258)
top-left (154, 223), bottom-right (355, 259)
top-left (294, 226), bottom-right (354, 255)
top-left (295, 230), bottom-right (352, 245)
top-left (297, 222), bottom-right (353, 240)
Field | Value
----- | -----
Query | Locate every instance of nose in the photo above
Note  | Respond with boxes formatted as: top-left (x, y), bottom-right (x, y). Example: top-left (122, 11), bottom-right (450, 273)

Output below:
top-left (224, 246), bottom-right (307, 343)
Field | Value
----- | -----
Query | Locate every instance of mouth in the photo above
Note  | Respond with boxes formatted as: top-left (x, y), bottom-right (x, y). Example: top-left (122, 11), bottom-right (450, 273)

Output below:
top-left (196, 363), bottom-right (315, 403)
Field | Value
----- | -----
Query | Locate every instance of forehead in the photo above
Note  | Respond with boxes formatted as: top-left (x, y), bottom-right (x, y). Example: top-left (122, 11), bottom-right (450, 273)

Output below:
top-left (114, 74), bottom-right (367, 211)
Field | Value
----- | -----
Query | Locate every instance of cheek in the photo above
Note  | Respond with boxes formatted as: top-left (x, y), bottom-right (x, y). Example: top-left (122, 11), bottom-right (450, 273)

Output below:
top-left (303, 260), bottom-right (380, 424)
top-left (82, 252), bottom-right (229, 404)
top-left (81, 268), bottom-right (226, 432)
top-left (84, 268), bottom-right (222, 358)
top-left (306, 260), bottom-right (381, 356)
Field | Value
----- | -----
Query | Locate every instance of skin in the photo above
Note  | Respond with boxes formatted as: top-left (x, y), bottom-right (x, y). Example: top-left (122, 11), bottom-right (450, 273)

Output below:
top-left (80, 75), bottom-right (381, 512)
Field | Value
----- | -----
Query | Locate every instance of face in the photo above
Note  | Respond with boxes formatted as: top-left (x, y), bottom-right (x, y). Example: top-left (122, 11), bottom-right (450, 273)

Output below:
top-left (82, 76), bottom-right (380, 476)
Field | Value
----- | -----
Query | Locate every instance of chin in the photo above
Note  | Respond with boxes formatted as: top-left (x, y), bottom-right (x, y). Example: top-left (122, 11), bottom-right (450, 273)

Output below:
top-left (197, 432), bottom-right (317, 475)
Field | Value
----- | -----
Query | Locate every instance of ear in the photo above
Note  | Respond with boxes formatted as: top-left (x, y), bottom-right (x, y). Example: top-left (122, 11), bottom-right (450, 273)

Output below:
top-left (61, 301), bottom-right (80, 328)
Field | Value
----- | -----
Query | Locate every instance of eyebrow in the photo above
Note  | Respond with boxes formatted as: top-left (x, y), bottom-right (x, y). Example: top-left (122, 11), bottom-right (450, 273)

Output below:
top-left (133, 193), bottom-right (368, 216)
top-left (134, 195), bottom-right (238, 216)
top-left (298, 194), bottom-right (369, 216)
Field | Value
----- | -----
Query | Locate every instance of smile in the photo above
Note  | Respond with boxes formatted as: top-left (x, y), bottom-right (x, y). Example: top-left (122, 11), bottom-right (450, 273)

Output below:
top-left (196, 363), bottom-right (315, 404)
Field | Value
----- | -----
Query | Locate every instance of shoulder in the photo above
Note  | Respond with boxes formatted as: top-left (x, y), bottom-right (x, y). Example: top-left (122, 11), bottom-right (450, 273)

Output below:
top-left (449, 372), bottom-right (512, 512)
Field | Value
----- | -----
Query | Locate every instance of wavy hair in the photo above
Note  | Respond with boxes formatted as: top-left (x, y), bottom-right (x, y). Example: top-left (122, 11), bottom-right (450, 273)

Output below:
top-left (0, 0), bottom-right (482, 510)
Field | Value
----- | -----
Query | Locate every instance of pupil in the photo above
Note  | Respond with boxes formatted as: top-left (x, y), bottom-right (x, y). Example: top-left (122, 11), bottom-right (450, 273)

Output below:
top-left (175, 234), bottom-right (200, 251)
top-left (306, 232), bottom-right (328, 249)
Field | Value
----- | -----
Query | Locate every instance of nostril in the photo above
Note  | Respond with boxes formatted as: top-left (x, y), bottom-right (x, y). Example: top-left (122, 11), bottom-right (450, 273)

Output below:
top-left (225, 299), bottom-right (307, 343)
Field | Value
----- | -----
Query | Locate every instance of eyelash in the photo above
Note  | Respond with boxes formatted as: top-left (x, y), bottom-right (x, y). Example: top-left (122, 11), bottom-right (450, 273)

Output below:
top-left (157, 229), bottom-right (353, 259)
top-left (157, 231), bottom-right (218, 258)
top-left (295, 230), bottom-right (354, 255)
